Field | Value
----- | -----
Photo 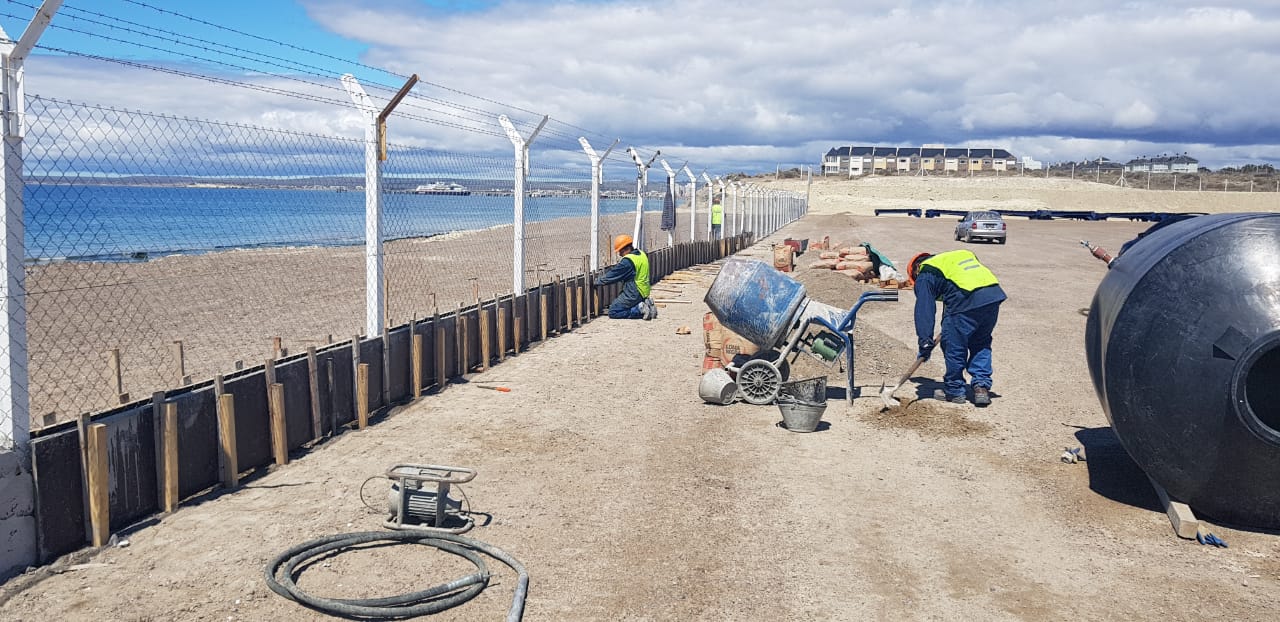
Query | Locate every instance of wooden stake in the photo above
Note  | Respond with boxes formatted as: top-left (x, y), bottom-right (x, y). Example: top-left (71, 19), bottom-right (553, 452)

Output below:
top-left (412, 333), bottom-right (423, 398)
top-left (356, 363), bottom-right (369, 430)
top-left (497, 299), bottom-right (508, 363)
top-left (268, 382), bottom-right (288, 465)
top-left (434, 311), bottom-right (446, 390)
top-left (381, 325), bottom-right (391, 405)
top-left (272, 336), bottom-right (282, 359)
top-left (109, 348), bottom-right (127, 404)
top-left (539, 287), bottom-right (548, 341)
top-left (351, 334), bottom-right (361, 423)
top-left (576, 278), bottom-right (584, 324)
top-left (172, 340), bottom-right (185, 385)
top-left (76, 412), bottom-right (92, 541)
top-left (306, 347), bottom-right (322, 442)
top-left (264, 357), bottom-right (276, 388)
top-left (162, 402), bottom-right (178, 512)
top-left (513, 299), bottom-right (523, 355)
top-left (480, 303), bottom-right (491, 372)
top-left (465, 303), bottom-right (476, 371)
top-left (217, 393), bottom-right (238, 489)
top-left (562, 276), bottom-right (572, 331)
top-left (86, 423), bottom-right (109, 547)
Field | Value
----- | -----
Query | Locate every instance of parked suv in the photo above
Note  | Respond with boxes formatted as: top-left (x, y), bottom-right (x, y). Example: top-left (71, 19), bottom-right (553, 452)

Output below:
top-left (955, 210), bottom-right (1007, 244)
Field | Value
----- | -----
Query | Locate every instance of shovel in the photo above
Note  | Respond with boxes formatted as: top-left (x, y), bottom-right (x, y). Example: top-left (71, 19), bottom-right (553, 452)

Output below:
top-left (879, 337), bottom-right (937, 409)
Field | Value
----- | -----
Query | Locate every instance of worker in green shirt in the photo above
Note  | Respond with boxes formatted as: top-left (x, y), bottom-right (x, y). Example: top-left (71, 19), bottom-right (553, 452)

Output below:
top-left (710, 198), bottom-right (724, 239)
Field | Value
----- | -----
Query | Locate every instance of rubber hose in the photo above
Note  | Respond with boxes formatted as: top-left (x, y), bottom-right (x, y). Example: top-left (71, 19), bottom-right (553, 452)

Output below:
top-left (264, 530), bottom-right (529, 621)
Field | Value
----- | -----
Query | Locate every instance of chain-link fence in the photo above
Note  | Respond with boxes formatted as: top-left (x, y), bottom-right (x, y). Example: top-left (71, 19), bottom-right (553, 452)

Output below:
top-left (4, 95), bottom-right (781, 443)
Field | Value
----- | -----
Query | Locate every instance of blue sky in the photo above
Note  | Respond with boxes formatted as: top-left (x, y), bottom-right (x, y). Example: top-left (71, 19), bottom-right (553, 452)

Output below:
top-left (3, 0), bottom-right (1280, 174)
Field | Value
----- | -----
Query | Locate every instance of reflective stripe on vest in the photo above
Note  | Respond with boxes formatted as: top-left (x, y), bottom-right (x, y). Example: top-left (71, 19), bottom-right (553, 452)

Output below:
top-left (920, 250), bottom-right (998, 293)
top-left (711, 203), bottom-right (724, 225)
top-left (628, 250), bottom-right (651, 298)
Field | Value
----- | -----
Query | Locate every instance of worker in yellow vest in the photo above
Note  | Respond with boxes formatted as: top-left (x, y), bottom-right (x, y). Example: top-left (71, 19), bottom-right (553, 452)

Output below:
top-left (710, 199), bottom-right (724, 239)
top-left (595, 234), bottom-right (656, 320)
top-left (907, 250), bottom-right (1007, 406)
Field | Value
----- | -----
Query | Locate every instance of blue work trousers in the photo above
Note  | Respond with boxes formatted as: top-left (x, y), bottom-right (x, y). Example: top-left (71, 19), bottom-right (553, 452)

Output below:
top-left (608, 289), bottom-right (645, 319)
top-left (939, 302), bottom-right (1000, 398)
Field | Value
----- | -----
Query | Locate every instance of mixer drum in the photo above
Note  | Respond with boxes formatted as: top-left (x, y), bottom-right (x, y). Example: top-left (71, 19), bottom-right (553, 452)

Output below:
top-left (1085, 213), bottom-right (1280, 528)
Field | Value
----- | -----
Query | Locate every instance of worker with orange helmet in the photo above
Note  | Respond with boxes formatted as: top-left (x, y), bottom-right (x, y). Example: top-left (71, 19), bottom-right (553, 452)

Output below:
top-left (907, 250), bottom-right (1006, 406)
top-left (594, 234), bottom-right (656, 320)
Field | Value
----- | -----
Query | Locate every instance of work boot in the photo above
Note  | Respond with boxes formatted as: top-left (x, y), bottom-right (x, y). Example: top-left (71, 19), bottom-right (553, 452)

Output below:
top-left (933, 389), bottom-right (966, 404)
top-left (639, 301), bottom-right (653, 321)
top-left (974, 386), bottom-right (991, 407)
top-left (645, 298), bottom-right (658, 320)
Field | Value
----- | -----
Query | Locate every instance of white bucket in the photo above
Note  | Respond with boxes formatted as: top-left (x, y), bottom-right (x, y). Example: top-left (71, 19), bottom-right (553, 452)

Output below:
top-left (698, 368), bottom-right (738, 405)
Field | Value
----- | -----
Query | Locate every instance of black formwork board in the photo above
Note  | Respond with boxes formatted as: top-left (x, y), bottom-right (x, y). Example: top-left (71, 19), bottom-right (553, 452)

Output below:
top-left (224, 371), bottom-right (271, 472)
top-left (387, 325), bottom-right (410, 403)
top-left (316, 344), bottom-right (354, 430)
top-left (437, 313), bottom-right (458, 381)
top-left (103, 405), bottom-right (159, 530)
top-left (512, 294), bottom-right (529, 351)
top-left (31, 430), bottom-right (85, 560)
top-left (174, 389), bottom-right (219, 500)
top-left (359, 337), bottom-right (385, 410)
top-left (275, 359), bottom-right (314, 450)
top-left (461, 307), bottom-right (480, 372)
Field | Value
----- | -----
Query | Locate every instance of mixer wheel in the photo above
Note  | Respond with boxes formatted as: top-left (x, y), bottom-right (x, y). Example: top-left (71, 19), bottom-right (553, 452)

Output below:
top-left (737, 358), bottom-right (783, 405)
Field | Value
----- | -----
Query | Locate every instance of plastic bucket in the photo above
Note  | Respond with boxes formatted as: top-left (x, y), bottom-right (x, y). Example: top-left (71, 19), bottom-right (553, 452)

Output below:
top-left (698, 368), bottom-right (738, 405)
top-left (778, 398), bottom-right (827, 432)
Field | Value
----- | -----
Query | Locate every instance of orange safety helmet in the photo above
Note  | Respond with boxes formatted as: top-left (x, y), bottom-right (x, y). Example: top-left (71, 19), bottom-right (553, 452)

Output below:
top-left (613, 234), bottom-right (634, 254)
top-left (906, 252), bottom-right (933, 286)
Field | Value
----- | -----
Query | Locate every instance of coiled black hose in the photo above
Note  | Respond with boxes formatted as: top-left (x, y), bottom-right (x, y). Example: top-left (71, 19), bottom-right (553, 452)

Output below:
top-left (265, 531), bottom-right (528, 621)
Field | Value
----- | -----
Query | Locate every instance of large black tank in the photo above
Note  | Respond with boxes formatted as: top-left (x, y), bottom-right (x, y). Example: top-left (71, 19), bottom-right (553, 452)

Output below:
top-left (1085, 212), bottom-right (1280, 528)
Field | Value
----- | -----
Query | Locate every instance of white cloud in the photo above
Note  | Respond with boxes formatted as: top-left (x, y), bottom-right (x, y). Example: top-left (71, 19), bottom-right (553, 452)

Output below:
top-left (8, 0), bottom-right (1280, 171)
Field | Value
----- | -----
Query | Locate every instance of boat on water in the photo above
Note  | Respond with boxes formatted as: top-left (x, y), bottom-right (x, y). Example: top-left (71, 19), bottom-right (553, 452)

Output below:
top-left (413, 182), bottom-right (471, 196)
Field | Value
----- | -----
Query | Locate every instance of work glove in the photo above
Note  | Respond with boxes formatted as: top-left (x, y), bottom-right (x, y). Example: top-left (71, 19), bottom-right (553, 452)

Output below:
top-left (917, 336), bottom-right (937, 361)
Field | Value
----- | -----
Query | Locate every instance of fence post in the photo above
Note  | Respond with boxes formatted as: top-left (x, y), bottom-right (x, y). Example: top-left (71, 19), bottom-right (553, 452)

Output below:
top-left (703, 173), bottom-right (714, 240)
top-left (579, 137), bottom-right (618, 271)
top-left (0, 2), bottom-right (59, 577)
top-left (682, 166), bottom-right (696, 243)
top-left (627, 147), bottom-right (658, 246)
top-left (502, 115), bottom-right (548, 294)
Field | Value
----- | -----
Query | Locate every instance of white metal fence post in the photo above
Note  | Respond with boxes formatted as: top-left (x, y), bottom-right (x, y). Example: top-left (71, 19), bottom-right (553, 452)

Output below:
top-left (627, 147), bottom-right (657, 248)
top-left (579, 137), bottom-right (618, 271)
top-left (681, 166), bottom-right (696, 243)
top-left (700, 172), bottom-right (713, 241)
top-left (717, 177), bottom-right (727, 235)
top-left (500, 115), bottom-right (548, 295)
top-left (0, 0), bottom-right (60, 579)
top-left (341, 76), bottom-right (386, 337)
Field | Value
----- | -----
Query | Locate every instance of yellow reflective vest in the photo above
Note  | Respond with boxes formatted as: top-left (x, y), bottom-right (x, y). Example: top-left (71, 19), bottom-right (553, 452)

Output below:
top-left (711, 202), bottom-right (724, 225)
top-left (920, 250), bottom-right (998, 293)
top-left (626, 250), bottom-right (651, 298)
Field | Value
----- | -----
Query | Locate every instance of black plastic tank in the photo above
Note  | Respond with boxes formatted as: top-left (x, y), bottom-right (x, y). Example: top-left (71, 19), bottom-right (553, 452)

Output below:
top-left (1085, 212), bottom-right (1280, 528)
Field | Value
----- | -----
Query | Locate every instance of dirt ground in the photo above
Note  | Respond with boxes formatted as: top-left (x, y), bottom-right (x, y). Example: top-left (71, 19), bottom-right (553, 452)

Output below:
top-left (6, 194), bottom-right (1280, 621)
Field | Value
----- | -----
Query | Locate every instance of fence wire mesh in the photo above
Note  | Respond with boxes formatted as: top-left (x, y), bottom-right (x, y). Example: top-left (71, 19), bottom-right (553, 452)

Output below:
top-left (3, 96), bottom-right (761, 442)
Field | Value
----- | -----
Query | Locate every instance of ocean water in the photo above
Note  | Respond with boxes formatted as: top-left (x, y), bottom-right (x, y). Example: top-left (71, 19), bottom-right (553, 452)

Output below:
top-left (23, 184), bottom-right (646, 261)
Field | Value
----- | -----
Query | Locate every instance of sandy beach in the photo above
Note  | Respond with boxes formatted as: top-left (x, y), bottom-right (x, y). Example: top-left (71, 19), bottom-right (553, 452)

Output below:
top-left (25, 175), bottom-right (1276, 426)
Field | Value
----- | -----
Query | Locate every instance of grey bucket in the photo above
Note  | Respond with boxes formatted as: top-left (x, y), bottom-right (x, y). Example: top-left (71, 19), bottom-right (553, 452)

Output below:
top-left (698, 368), bottom-right (738, 405)
top-left (777, 397), bottom-right (827, 432)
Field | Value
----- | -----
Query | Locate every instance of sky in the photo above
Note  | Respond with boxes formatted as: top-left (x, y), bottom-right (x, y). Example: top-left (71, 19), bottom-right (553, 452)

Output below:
top-left (2, 0), bottom-right (1279, 175)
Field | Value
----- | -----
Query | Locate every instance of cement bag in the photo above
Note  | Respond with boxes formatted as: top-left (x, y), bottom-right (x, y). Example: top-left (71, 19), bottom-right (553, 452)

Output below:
top-left (808, 259), bottom-right (839, 270)
top-left (703, 312), bottom-right (724, 350)
top-left (772, 244), bottom-right (794, 272)
top-left (818, 250), bottom-right (840, 260)
top-left (720, 332), bottom-right (761, 366)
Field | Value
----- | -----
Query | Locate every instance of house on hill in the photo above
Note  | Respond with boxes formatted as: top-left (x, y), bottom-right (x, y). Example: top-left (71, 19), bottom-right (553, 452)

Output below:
top-left (821, 145), bottom-right (1018, 175)
top-left (1124, 154), bottom-right (1199, 174)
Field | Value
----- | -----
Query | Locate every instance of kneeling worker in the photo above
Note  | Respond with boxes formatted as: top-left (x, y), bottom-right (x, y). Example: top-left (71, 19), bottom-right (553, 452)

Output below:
top-left (907, 250), bottom-right (1006, 406)
top-left (596, 234), bottom-right (656, 320)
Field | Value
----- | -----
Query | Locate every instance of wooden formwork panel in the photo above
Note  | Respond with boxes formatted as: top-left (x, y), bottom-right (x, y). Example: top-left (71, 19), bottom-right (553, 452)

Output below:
top-left (273, 361), bottom-right (314, 450)
top-left (386, 325), bottom-right (411, 403)
top-left (314, 344), bottom-right (355, 432)
top-left (173, 390), bottom-right (219, 501)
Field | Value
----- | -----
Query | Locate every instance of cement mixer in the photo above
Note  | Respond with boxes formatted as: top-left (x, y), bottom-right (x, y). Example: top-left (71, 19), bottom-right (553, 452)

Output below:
top-left (1085, 212), bottom-right (1280, 528)
top-left (704, 258), bottom-right (898, 404)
